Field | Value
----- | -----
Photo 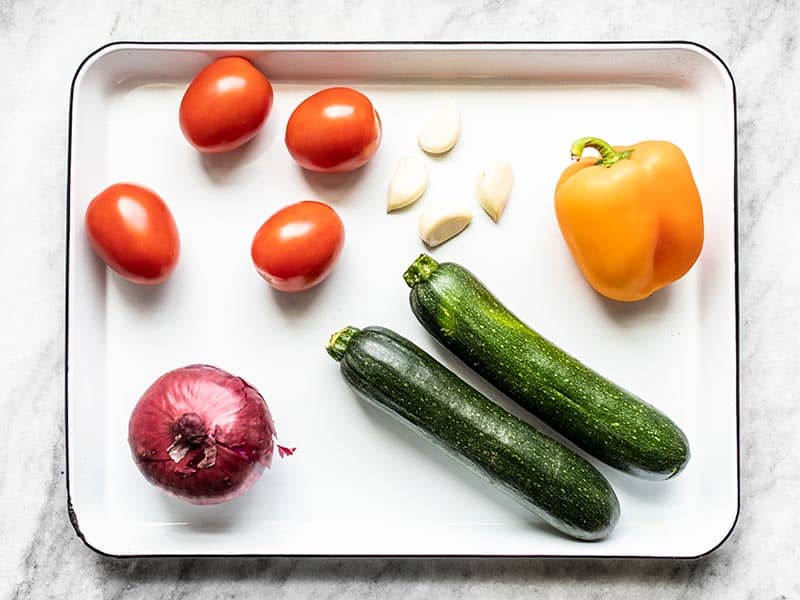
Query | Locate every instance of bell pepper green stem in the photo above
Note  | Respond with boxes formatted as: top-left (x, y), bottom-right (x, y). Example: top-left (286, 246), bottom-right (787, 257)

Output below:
top-left (571, 137), bottom-right (634, 168)
top-left (326, 326), bottom-right (360, 361)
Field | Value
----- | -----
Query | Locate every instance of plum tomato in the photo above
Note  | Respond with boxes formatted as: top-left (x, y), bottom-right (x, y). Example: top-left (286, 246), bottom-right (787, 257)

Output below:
top-left (84, 183), bottom-right (180, 284)
top-left (284, 87), bottom-right (381, 172)
top-left (251, 201), bottom-right (345, 292)
top-left (179, 56), bottom-right (273, 153)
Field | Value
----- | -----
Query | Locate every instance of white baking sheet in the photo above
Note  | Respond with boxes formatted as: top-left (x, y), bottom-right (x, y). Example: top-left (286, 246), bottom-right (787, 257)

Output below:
top-left (66, 42), bottom-right (737, 557)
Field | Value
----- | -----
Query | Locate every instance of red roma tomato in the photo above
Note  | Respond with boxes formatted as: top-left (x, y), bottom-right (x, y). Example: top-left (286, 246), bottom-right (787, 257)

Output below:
top-left (179, 56), bottom-right (273, 153)
top-left (285, 87), bottom-right (381, 172)
top-left (251, 201), bottom-right (345, 292)
top-left (85, 183), bottom-right (180, 284)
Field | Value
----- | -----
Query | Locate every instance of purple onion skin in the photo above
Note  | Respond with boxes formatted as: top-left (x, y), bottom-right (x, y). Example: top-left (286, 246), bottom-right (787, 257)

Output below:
top-left (128, 364), bottom-right (276, 505)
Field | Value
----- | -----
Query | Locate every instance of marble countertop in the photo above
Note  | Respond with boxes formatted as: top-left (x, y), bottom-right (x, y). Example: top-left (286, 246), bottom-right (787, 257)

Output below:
top-left (1, 0), bottom-right (796, 597)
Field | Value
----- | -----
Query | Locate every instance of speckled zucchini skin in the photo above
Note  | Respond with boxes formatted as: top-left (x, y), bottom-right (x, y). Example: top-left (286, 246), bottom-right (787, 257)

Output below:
top-left (327, 325), bottom-right (620, 541)
top-left (404, 254), bottom-right (690, 480)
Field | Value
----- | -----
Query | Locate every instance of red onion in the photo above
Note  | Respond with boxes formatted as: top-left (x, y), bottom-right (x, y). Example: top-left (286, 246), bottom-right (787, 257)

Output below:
top-left (128, 364), bottom-right (288, 505)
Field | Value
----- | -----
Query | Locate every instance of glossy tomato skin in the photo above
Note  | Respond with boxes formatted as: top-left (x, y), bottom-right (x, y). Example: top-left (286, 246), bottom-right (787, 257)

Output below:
top-left (251, 201), bottom-right (345, 292)
top-left (285, 87), bottom-right (381, 172)
top-left (85, 183), bottom-right (180, 284)
top-left (179, 56), bottom-right (273, 153)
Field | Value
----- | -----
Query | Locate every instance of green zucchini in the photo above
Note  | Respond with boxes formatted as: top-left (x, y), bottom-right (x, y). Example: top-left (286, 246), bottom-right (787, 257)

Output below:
top-left (403, 254), bottom-right (690, 480)
top-left (327, 325), bottom-right (620, 541)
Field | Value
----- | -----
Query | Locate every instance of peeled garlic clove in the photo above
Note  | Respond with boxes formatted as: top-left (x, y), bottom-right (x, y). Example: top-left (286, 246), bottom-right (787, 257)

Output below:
top-left (418, 207), bottom-right (472, 247)
top-left (418, 100), bottom-right (460, 155)
top-left (477, 161), bottom-right (513, 222)
top-left (388, 157), bottom-right (429, 212)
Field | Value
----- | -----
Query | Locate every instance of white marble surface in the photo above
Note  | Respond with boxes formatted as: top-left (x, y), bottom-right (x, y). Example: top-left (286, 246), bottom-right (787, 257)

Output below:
top-left (1, 0), bottom-right (798, 597)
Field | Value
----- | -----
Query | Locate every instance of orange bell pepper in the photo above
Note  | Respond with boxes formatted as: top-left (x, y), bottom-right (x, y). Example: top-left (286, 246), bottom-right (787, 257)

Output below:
top-left (554, 137), bottom-right (704, 302)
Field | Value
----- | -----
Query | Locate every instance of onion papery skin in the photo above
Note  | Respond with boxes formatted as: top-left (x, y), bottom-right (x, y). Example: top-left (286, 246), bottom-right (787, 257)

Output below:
top-left (128, 364), bottom-right (276, 505)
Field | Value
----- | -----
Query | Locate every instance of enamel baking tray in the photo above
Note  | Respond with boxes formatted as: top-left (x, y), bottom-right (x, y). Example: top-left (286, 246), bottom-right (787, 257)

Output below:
top-left (66, 42), bottom-right (738, 558)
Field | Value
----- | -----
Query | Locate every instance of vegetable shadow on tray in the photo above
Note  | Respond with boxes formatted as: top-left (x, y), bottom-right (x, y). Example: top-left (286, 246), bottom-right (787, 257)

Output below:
top-left (596, 283), bottom-right (676, 325)
top-left (299, 164), bottom-right (373, 204)
top-left (267, 277), bottom-right (330, 317)
top-left (153, 485), bottom-right (273, 533)
top-left (110, 271), bottom-right (174, 309)
top-left (198, 128), bottom-right (274, 184)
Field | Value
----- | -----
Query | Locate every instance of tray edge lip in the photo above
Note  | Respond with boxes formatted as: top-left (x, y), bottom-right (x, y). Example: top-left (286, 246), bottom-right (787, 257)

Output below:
top-left (64, 39), bottom-right (739, 561)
